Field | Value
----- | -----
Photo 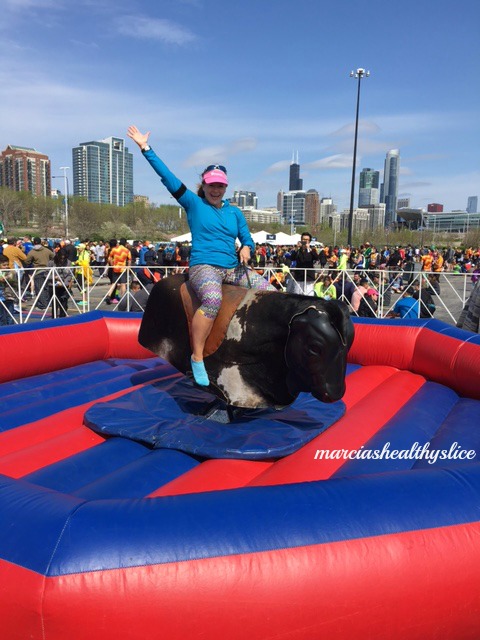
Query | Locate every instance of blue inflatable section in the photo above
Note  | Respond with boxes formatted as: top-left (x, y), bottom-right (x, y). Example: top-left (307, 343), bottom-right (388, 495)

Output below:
top-left (84, 374), bottom-right (348, 460)
top-left (24, 438), bottom-right (200, 499)
top-left (0, 357), bottom-right (174, 432)
top-left (3, 463), bottom-right (480, 576)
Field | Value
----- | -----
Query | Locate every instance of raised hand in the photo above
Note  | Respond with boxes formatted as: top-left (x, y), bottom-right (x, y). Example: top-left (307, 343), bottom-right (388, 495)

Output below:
top-left (127, 125), bottom-right (150, 149)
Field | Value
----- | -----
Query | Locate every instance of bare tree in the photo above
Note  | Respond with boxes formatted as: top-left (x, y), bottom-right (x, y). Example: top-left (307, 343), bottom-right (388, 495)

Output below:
top-left (0, 187), bottom-right (24, 232)
top-left (31, 197), bottom-right (58, 237)
top-left (69, 198), bottom-right (101, 239)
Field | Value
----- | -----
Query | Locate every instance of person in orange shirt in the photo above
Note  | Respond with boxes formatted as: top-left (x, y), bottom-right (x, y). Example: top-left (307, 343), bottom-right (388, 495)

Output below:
top-left (107, 238), bottom-right (131, 303)
top-left (432, 251), bottom-right (444, 272)
top-left (421, 251), bottom-right (433, 272)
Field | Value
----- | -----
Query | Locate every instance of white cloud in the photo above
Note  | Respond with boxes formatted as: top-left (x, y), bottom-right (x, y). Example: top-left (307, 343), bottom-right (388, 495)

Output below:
top-left (330, 120), bottom-right (382, 138)
top-left (4, 0), bottom-right (62, 8)
top-left (115, 15), bottom-right (197, 45)
top-left (183, 138), bottom-right (257, 169)
top-left (265, 160), bottom-right (291, 174)
top-left (229, 138), bottom-right (257, 154)
top-left (305, 154), bottom-right (353, 170)
top-left (184, 146), bottom-right (226, 168)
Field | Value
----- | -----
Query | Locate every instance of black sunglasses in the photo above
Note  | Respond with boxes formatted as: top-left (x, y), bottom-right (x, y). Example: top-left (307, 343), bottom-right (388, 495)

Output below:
top-left (203, 164), bottom-right (227, 175)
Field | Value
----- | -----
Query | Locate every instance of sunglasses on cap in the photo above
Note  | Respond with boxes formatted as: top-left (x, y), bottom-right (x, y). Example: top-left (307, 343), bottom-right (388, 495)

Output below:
top-left (203, 164), bottom-right (227, 175)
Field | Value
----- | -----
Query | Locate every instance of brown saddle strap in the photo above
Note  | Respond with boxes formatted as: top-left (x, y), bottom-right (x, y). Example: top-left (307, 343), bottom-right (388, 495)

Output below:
top-left (180, 281), bottom-right (249, 357)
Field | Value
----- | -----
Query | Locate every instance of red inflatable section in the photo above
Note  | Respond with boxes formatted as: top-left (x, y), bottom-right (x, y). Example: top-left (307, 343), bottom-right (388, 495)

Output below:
top-left (1, 314), bottom-right (480, 640)
top-left (2, 522), bottom-right (480, 640)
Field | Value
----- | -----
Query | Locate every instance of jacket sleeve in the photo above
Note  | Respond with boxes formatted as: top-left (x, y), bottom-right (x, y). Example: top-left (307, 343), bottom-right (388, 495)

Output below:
top-left (142, 147), bottom-right (196, 208)
top-left (235, 207), bottom-right (255, 253)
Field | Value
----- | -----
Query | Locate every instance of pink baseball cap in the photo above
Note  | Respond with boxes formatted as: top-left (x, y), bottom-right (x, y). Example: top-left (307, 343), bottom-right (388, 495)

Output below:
top-left (202, 168), bottom-right (228, 185)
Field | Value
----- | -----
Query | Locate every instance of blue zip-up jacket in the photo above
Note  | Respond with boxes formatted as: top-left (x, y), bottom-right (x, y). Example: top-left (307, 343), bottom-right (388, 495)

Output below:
top-left (138, 245), bottom-right (149, 266)
top-left (142, 148), bottom-right (255, 269)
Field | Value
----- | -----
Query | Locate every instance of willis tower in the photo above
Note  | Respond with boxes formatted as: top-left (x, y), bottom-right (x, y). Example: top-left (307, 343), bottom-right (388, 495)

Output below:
top-left (289, 151), bottom-right (303, 190)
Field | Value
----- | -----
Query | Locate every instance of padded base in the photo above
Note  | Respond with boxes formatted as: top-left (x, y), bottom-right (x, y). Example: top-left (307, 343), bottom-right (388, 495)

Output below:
top-left (84, 376), bottom-right (346, 460)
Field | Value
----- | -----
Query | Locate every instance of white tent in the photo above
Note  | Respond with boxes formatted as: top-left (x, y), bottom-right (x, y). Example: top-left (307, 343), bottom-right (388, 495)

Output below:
top-left (251, 231), bottom-right (300, 246)
top-left (274, 232), bottom-right (299, 246)
top-left (170, 232), bottom-right (192, 243)
top-left (169, 230), bottom-right (300, 246)
top-left (251, 230), bottom-right (269, 244)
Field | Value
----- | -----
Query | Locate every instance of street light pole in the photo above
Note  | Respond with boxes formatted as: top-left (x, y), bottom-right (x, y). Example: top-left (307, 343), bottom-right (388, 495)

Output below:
top-left (60, 166), bottom-right (70, 238)
top-left (347, 68), bottom-right (370, 248)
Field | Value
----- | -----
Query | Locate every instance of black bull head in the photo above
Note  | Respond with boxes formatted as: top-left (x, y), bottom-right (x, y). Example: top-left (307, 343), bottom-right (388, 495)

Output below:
top-left (285, 305), bottom-right (354, 404)
top-left (139, 275), bottom-right (354, 409)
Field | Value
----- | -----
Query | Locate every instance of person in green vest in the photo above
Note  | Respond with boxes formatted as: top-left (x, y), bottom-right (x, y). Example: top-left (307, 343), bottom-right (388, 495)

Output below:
top-left (314, 274), bottom-right (337, 300)
top-left (338, 248), bottom-right (348, 270)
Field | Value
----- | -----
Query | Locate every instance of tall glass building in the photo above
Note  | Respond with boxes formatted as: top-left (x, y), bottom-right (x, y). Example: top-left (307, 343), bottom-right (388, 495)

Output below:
top-left (358, 167), bottom-right (380, 206)
top-left (380, 149), bottom-right (400, 227)
top-left (72, 137), bottom-right (133, 206)
top-left (467, 196), bottom-right (478, 214)
top-left (282, 191), bottom-right (306, 227)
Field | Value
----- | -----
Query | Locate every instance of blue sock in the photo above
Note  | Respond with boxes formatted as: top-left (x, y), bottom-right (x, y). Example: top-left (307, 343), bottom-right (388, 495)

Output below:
top-left (190, 357), bottom-right (210, 386)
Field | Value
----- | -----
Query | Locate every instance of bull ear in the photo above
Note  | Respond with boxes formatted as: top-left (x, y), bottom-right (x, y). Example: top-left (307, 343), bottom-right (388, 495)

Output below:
top-left (284, 307), bottom-right (321, 396)
top-left (324, 300), bottom-right (355, 349)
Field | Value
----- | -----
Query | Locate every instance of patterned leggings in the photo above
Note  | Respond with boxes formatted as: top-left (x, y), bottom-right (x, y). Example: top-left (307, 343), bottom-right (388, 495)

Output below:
top-left (188, 264), bottom-right (275, 320)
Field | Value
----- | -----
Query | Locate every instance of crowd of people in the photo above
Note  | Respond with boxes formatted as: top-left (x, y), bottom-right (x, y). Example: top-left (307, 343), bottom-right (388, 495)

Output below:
top-left (1, 234), bottom-right (480, 326)
top-left (254, 236), bottom-right (480, 319)
top-left (0, 235), bottom-right (173, 324)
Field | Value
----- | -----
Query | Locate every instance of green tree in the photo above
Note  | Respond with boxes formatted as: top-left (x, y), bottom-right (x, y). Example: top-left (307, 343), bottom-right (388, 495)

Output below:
top-left (101, 221), bottom-right (134, 241)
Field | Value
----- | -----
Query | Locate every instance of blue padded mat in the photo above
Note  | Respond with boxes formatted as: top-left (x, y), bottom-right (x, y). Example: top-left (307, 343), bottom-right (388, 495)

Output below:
top-left (84, 375), bottom-right (346, 460)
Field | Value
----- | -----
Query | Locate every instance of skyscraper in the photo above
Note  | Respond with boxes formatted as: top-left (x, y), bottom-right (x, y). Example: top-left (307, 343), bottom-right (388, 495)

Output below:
top-left (397, 197), bottom-right (411, 209)
top-left (380, 149), bottom-right (400, 227)
top-left (282, 191), bottom-right (306, 228)
top-left (232, 190), bottom-right (258, 208)
top-left (358, 167), bottom-right (380, 206)
top-left (305, 189), bottom-right (320, 226)
top-left (72, 136), bottom-right (133, 206)
top-left (467, 196), bottom-right (478, 213)
top-left (0, 145), bottom-right (51, 197)
top-left (289, 152), bottom-right (303, 191)
top-left (319, 197), bottom-right (336, 226)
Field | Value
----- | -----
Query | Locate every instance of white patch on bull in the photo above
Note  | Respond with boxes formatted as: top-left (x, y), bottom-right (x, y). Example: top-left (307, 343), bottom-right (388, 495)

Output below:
top-left (157, 338), bottom-right (175, 359)
top-left (226, 315), bottom-right (244, 342)
top-left (217, 365), bottom-right (264, 407)
top-left (226, 289), bottom-right (269, 342)
top-left (236, 289), bottom-right (266, 311)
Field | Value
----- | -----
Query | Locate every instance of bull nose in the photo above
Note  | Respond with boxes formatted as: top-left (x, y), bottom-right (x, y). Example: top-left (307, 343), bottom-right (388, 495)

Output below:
top-left (313, 384), bottom-right (344, 404)
top-left (312, 389), bottom-right (334, 403)
top-left (322, 393), bottom-right (335, 403)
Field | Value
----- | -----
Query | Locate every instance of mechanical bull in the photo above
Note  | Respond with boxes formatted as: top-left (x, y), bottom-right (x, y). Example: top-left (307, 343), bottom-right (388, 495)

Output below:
top-left (139, 273), bottom-right (354, 409)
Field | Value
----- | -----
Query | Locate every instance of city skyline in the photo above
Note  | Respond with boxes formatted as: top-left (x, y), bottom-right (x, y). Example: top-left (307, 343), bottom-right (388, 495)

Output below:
top-left (1, 0), bottom-right (478, 214)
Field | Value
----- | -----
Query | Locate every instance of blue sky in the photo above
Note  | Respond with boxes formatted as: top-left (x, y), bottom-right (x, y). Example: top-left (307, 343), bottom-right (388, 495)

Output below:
top-left (1, 0), bottom-right (479, 213)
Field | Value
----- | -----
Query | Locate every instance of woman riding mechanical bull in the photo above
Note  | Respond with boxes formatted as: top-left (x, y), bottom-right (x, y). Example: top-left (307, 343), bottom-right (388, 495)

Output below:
top-left (127, 125), bottom-right (276, 387)
top-left (128, 126), bottom-right (353, 409)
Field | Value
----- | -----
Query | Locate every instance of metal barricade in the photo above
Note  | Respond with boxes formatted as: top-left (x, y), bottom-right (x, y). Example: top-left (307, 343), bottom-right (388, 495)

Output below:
top-left (0, 264), bottom-right (476, 327)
